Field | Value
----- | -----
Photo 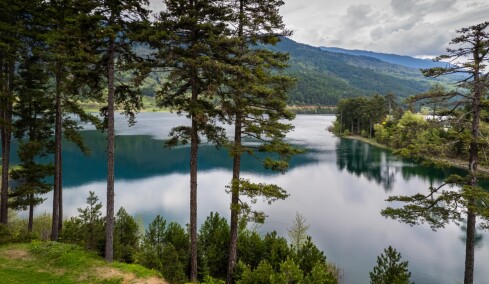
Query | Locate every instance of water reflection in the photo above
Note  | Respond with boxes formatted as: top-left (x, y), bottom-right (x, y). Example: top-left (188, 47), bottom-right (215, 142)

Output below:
top-left (14, 114), bottom-right (489, 283)
top-left (335, 138), bottom-right (466, 192)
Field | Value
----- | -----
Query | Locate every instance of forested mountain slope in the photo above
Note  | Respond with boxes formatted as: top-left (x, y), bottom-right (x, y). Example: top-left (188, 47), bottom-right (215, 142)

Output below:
top-left (135, 38), bottom-right (453, 106)
top-left (270, 38), bottom-right (452, 105)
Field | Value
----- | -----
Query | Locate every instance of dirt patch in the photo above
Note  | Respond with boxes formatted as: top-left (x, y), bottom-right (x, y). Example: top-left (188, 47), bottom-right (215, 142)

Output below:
top-left (95, 267), bottom-right (168, 284)
top-left (1, 248), bottom-right (32, 261)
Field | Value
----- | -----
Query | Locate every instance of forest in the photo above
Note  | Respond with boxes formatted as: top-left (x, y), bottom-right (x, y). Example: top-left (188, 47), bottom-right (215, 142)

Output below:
top-left (0, 0), bottom-right (337, 283)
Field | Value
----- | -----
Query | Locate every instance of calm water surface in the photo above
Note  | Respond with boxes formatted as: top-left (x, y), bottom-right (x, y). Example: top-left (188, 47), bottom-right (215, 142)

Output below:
top-left (20, 113), bottom-right (489, 283)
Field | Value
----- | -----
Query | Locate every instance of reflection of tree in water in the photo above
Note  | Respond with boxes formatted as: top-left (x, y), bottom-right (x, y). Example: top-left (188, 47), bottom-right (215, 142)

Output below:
top-left (335, 139), bottom-right (464, 192)
top-left (9, 131), bottom-right (319, 188)
top-left (335, 139), bottom-right (398, 191)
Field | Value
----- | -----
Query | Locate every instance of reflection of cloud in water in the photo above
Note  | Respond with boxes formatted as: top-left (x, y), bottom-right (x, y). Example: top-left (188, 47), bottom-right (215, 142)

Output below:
top-left (245, 163), bottom-right (489, 284)
top-left (35, 171), bottom-right (233, 226)
top-left (26, 114), bottom-right (489, 284)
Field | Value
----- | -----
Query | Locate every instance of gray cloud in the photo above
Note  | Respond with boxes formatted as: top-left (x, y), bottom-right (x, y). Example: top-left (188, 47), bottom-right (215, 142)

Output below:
top-left (146, 0), bottom-right (487, 57)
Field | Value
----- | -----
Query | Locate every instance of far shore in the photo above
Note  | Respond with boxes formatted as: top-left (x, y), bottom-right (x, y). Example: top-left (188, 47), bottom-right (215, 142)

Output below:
top-left (339, 134), bottom-right (489, 175)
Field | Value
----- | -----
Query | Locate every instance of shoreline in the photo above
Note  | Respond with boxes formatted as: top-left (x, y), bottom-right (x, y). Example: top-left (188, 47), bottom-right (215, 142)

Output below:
top-left (339, 134), bottom-right (489, 174)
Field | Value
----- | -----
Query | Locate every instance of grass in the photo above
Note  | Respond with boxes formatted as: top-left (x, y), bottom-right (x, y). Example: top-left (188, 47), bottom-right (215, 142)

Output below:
top-left (0, 241), bottom-right (166, 284)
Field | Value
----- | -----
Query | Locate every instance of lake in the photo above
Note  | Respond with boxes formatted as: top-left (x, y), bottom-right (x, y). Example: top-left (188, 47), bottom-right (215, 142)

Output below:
top-left (16, 113), bottom-right (489, 283)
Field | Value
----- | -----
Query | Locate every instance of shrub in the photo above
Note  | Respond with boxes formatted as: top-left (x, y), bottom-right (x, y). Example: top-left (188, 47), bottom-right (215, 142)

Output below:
top-left (369, 246), bottom-right (412, 284)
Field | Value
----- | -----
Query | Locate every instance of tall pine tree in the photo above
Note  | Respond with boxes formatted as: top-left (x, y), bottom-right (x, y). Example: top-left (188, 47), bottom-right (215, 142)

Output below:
top-left (0, 0), bottom-right (32, 225)
top-left (382, 22), bottom-right (489, 284)
top-left (220, 0), bottom-right (299, 282)
top-left (151, 0), bottom-right (230, 280)
top-left (92, 0), bottom-right (149, 261)
top-left (9, 34), bottom-right (54, 232)
top-left (43, 0), bottom-right (104, 240)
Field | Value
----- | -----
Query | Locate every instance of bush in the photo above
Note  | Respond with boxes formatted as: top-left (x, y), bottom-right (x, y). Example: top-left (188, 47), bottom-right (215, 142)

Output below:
top-left (114, 207), bottom-right (140, 263)
top-left (199, 212), bottom-right (230, 279)
top-left (135, 215), bottom-right (188, 283)
top-left (0, 223), bottom-right (11, 244)
top-left (59, 191), bottom-right (105, 255)
top-left (370, 246), bottom-right (412, 284)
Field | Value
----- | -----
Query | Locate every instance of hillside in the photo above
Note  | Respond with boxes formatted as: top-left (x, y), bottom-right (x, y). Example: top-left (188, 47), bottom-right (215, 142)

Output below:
top-left (0, 242), bottom-right (167, 284)
top-left (135, 38), bottom-right (454, 106)
top-left (269, 38), bottom-right (453, 105)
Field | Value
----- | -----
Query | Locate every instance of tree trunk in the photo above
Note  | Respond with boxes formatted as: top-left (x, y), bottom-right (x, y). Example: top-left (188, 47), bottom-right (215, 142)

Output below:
top-left (227, 2), bottom-right (245, 281)
top-left (105, 40), bottom-right (115, 262)
top-left (226, 114), bottom-right (242, 284)
top-left (464, 208), bottom-right (476, 284)
top-left (189, 77), bottom-right (199, 282)
top-left (0, 60), bottom-right (13, 225)
top-left (464, 63), bottom-right (481, 284)
top-left (59, 153), bottom-right (63, 231)
top-left (51, 64), bottom-right (62, 241)
top-left (28, 196), bottom-right (34, 232)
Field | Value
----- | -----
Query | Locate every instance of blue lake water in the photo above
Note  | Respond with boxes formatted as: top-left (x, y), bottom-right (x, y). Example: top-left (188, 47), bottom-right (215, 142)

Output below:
top-left (16, 113), bottom-right (489, 283)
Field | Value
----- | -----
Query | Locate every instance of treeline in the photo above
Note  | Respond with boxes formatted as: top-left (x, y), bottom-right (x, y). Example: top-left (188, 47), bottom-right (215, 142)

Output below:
top-left (0, 0), bottom-right (309, 283)
top-left (331, 93), bottom-right (399, 138)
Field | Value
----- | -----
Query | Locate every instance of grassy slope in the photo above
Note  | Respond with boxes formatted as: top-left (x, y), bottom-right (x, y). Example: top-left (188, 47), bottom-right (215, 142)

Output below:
top-left (0, 241), bottom-right (167, 284)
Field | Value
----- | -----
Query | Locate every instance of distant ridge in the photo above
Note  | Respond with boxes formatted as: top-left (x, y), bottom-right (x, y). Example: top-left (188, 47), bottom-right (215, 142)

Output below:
top-left (263, 38), bottom-right (455, 105)
top-left (319, 46), bottom-right (450, 69)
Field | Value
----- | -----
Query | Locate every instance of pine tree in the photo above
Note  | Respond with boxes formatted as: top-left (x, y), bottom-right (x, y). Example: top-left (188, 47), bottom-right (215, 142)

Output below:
top-left (369, 246), bottom-right (412, 284)
top-left (0, 0), bottom-right (33, 225)
top-left (91, 0), bottom-right (150, 262)
top-left (43, 0), bottom-right (104, 241)
top-left (9, 46), bottom-right (54, 232)
top-left (221, 1), bottom-right (299, 282)
top-left (381, 22), bottom-right (489, 284)
top-left (151, 0), bottom-right (230, 279)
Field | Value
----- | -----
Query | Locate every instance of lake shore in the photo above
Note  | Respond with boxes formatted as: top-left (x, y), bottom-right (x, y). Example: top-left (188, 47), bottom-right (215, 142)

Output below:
top-left (341, 134), bottom-right (489, 174)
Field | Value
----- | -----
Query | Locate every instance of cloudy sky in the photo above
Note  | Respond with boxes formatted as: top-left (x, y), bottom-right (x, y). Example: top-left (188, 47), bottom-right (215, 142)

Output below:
top-left (148, 0), bottom-right (489, 58)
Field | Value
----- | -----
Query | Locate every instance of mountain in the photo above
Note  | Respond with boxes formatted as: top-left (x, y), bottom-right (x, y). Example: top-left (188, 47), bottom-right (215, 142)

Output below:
top-left (135, 38), bottom-right (455, 106)
top-left (319, 46), bottom-right (449, 69)
top-left (267, 38), bottom-right (454, 105)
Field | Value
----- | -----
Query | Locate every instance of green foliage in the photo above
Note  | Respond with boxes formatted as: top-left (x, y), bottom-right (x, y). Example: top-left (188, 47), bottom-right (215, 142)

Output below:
top-left (229, 179), bottom-right (289, 224)
top-left (237, 256), bottom-right (337, 284)
top-left (335, 94), bottom-right (391, 137)
top-left (262, 231), bottom-right (292, 271)
top-left (237, 229), bottom-right (266, 269)
top-left (199, 212), bottom-right (230, 279)
top-left (135, 214), bottom-right (188, 283)
top-left (238, 260), bottom-right (274, 284)
top-left (304, 262), bottom-right (337, 284)
top-left (369, 246), bottom-right (412, 284)
top-left (0, 224), bottom-right (11, 244)
top-left (114, 207), bottom-right (140, 263)
top-left (273, 257), bottom-right (304, 283)
top-left (295, 236), bottom-right (327, 275)
top-left (60, 191), bottom-right (105, 254)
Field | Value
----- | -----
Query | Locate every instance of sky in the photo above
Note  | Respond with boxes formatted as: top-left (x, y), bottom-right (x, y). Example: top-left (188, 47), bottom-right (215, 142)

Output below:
top-left (147, 0), bottom-right (489, 58)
